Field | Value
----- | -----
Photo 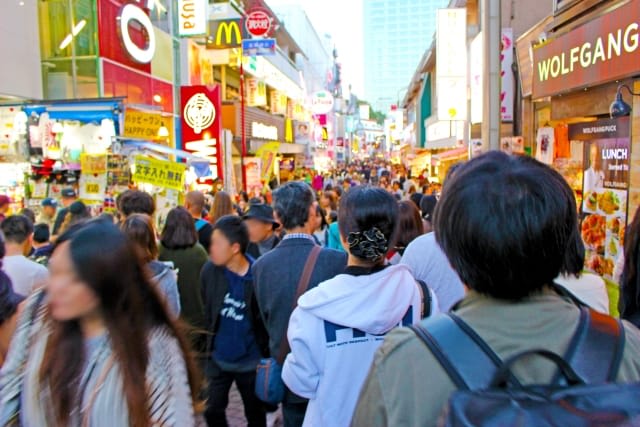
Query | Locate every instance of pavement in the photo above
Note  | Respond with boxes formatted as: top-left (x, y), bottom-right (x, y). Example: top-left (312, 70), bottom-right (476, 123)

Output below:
top-left (225, 384), bottom-right (283, 427)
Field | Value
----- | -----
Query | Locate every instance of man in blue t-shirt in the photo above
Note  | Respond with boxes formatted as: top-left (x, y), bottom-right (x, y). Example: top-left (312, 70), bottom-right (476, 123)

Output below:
top-left (200, 215), bottom-right (269, 427)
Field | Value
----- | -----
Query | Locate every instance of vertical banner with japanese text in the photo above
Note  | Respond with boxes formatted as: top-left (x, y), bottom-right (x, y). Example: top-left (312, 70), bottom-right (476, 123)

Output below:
top-left (181, 85), bottom-right (223, 180)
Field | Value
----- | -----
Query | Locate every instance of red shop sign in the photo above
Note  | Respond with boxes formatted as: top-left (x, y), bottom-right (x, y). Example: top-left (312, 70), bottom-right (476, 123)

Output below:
top-left (181, 85), bottom-right (223, 180)
top-left (532, 0), bottom-right (640, 98)
top-left (245, 9), bottom-right (272, 37)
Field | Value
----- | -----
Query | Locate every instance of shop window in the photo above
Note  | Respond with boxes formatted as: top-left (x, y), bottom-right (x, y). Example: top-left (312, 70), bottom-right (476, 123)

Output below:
top-left (42, 58), bottom-right (99, 99)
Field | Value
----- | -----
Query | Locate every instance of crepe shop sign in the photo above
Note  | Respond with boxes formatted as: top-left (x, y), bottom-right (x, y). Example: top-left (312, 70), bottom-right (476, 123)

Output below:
top-left (532, 0), bottom-right (640, 98)
top-left (119, 2), bottom-right (156, 64)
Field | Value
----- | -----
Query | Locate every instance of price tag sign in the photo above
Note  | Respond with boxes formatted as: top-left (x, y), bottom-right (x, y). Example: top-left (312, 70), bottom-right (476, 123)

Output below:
top-left (80, 154), bottom-right (108, 174)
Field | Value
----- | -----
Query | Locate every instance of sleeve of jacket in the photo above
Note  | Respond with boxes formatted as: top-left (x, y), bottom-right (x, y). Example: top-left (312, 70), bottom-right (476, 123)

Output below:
top-left (281, 307), bottom-right (321, 399)
top-left (200, 264), bottom-right (212, 333)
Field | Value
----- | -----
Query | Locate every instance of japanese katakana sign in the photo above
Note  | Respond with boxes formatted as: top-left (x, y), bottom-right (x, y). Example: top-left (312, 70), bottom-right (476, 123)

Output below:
top-left (123, 110), bottom-right (174, 147)
top-left (132, 155), bottom-right (187, 191)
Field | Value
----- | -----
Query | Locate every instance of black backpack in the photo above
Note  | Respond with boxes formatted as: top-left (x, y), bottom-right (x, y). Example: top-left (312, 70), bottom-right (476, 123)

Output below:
top-left (409, 307), bottom-right (640, 427)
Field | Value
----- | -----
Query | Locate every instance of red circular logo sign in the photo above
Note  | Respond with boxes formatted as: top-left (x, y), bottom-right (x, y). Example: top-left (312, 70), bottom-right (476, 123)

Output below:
top-left (246, 11), bottom-right (271, 37)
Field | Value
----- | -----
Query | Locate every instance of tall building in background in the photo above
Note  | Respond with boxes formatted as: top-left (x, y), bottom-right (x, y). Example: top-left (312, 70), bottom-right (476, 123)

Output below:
top-left (364, 0), bottom-right (449, 112)
top-left (270, 3), bottom-right (333, 94)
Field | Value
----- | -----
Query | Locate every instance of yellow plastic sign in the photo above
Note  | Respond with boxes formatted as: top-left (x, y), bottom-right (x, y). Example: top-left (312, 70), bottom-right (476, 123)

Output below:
top-left (123, 110), bottom-right (174, 147)
top-left (80, 154), bottom-right (108, 174)
top-left (132, 156), bottom-right (187, 191)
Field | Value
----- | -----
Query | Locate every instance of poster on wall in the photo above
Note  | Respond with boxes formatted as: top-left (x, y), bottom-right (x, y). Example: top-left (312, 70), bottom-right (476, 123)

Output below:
top-left (570, 117), bottom-right (630, 280)
top-left (244, 157), bottom-right (263, 193)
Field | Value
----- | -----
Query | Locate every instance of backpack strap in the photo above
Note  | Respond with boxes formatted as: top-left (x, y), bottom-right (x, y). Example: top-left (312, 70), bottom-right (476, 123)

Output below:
top-left (564, 307), bottom-right (625, 383)
top-left (416, 280), bottom-right (432, 318)
top-left (195, 218), bottom-right (208, 232)
top-left (409, 315), bottom-right (512, 390)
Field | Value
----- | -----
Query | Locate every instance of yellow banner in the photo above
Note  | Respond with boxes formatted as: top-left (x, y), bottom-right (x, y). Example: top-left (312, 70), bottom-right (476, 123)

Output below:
top-left (132, 156), bottom-right (187, 191)
top-left (255, 141), bottom-right (280, 181)
top-left (80, 154), bottom-right (107, 174)
top-left (123, 110), bottom-right (175, 147)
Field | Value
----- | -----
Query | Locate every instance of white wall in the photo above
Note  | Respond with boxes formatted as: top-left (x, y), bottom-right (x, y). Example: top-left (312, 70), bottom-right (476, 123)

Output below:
top-left (0, 0), bottom-right (43, 99)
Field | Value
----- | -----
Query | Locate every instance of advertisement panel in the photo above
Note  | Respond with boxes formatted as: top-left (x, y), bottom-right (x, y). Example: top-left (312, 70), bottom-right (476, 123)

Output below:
top-left (246, 78), bottom-right (267, 107)
top-left (123, 110), bottom-right (175, 147)
top-left (436, 9), bottom-right (467, 121)
top-left (178, 0), bottom-right (208, 37)
top-left (501, 29), bottom-right (514, 121)
top-left (570, 117), bottom-right (630, 280)
top-left (181, 85), bottom-right (223, 179)
top-left (132, 155), bottom-right (187, 191)
top-left (209, 19), bottom-right (248, 49)
top-left (532, 0), bottom-right (640, 98)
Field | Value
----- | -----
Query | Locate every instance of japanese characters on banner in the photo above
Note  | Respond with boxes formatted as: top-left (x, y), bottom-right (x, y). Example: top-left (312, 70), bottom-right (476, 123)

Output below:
top-left (470, 29), bottom-right (515, 123)
top-left (180, 85), bottom-right (223, 180)
top-left (501, 29), bottom-right (514, 121)
top-left (569, 117), bottom-right (630, 280)
top-left (244, 156), bottom-right (263, 192)
top-left (123, 110), bottom-right (174, 147)
top-left (80, 154), bottom-right (108, 174)
top-left (270, 91), bottom-right (288, 115)
top-left (246, 78), bottom-right (267, 107)
top-left (133, 155), bottom-right (187, 191)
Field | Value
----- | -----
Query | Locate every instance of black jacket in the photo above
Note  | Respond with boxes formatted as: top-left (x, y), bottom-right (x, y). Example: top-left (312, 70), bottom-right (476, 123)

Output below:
top-left (200, 261), bottom-right (269, 358)
top-left (246, 235), bottom-right (280, 260)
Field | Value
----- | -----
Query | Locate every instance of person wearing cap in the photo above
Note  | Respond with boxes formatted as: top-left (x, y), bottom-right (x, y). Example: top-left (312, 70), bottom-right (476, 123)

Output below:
top-left (36, 198), bottom-right (58, 229)
top-left (243, 203), bottom-right (280, 260)
top-left (52, 188), bottom-right (78, 237)
top-left (0, 195), bottom-right (11, 224)
top-left (31, 223), bottom-right (54, 266)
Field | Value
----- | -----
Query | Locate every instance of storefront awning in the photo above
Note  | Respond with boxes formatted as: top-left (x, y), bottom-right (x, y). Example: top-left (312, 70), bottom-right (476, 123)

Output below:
top-left (431, 146), bottom-right (468, 163)
top-left (22, 99), bottom-right (123, 124)
top-left (424, 137), bottom-right (462, 150)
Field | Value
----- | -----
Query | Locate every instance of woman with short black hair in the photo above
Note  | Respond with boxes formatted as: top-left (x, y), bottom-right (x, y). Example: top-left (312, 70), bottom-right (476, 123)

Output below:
top-left (282, 186), bottom-right (436, 427)
top-left (159, 207), bottom-right (209, 348)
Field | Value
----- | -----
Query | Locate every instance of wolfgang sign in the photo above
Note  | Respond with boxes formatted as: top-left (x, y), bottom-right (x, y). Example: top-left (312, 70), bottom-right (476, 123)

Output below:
top-left (533, 0), bottom-right (640, 98)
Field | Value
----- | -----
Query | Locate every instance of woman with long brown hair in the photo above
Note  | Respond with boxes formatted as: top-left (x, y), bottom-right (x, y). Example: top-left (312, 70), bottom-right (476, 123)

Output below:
top-left (209, 191), bottom-right (236, 225)
top-left (0, 220), bottom-right (202, 426)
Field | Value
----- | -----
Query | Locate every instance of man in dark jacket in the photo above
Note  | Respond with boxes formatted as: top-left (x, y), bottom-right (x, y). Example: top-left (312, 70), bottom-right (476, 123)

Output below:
top-left (201, 216), bottom-right (269, 427)
top-left (186, 190), bottom-right (214, 251)
top-left (253, 181), bottom-right (347, 427)
top-left (244, 203), bottom-right (280, 260)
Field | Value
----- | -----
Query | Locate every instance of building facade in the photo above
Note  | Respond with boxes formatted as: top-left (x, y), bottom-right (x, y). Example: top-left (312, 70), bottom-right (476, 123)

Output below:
top-left (363, 0), bottom-right (449, 112)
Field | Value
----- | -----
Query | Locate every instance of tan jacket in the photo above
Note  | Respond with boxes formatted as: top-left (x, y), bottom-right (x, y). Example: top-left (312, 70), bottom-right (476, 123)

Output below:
top-left (351, 290), bottom-right (640, 427)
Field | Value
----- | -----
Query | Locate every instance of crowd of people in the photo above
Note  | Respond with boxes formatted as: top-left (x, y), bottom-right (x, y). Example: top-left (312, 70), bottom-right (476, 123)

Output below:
top-left (0, 152), bottom-right (640, 426)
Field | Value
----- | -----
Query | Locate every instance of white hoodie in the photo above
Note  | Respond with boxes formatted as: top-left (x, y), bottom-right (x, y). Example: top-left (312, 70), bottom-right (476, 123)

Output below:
top-left (282, 264), bottom-right (438, 427)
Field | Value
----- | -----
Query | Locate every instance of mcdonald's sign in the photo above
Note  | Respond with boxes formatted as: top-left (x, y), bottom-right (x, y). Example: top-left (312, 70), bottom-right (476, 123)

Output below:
top-left (208, 19), bottom-right (249, 49)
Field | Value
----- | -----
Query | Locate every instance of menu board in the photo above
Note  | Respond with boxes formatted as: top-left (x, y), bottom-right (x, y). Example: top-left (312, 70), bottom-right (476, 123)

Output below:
top-left (570, 118), bottom-right (630, 279)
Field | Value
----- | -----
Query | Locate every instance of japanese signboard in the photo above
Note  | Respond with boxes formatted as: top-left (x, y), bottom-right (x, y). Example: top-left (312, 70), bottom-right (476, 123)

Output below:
top-left (123, 110), bottom-right (174, 147)
top-left (132, 155), bottom-right (187, 191)
top-left (181, 85), bottom-right (223, 180)
top-left (80, 154), bottom-right (108, 175)
top-left (178, 0), bottom-right (208, 37)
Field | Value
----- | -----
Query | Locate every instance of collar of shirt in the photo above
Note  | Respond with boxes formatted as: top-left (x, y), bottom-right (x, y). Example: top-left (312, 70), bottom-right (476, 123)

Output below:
top-left (282, 233), bottom-right (316, 242)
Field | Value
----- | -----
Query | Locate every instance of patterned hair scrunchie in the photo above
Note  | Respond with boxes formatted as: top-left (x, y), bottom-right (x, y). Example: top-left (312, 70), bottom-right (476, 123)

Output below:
top-left (347, 227), bottom-right (388, 262)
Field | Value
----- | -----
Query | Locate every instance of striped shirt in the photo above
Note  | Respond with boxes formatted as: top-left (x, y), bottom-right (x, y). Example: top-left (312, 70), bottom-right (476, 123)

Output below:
top-left (0, 290), bottom-right (198, 427)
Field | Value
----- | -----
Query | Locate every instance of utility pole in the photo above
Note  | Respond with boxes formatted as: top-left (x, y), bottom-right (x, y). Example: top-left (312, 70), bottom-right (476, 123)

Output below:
top-left (481, 0), bottom-right (501, 151)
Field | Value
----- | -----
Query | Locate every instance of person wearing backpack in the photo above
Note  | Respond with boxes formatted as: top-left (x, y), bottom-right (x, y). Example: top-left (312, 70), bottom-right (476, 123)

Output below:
top-left (281, 186), bottom-right (437, 427)
top-left (352, 152), bottom-right (640, 427)
top-left (186, 191), bottom-right (215, 251)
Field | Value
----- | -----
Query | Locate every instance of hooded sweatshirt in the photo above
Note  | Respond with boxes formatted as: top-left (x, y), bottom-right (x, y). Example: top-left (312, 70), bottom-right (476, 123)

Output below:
top-left (148, 260), bottom-right (181, 317)
top-left (282, 263), bottom-right (436, 427)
